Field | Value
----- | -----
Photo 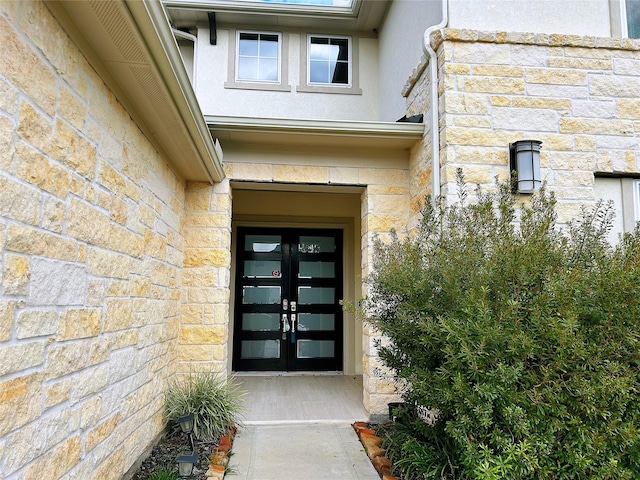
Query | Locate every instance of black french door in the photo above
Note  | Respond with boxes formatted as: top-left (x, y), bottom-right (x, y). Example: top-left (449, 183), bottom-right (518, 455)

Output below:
top-left (232, 227), bottom-right (343, 371)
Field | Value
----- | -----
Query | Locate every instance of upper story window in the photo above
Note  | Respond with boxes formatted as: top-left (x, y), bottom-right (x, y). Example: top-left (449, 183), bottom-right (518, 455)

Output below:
top-left (237, 31), bottom-right (280, 82)
top-left (226, 30), bottom-right (290, 92)
top-left (625, 0), bottom-right (640, 38)
top-left (308, 36), bottom-right (350, 86)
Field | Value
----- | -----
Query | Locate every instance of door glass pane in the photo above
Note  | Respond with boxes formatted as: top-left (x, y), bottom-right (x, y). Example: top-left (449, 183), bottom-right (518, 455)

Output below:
top-left (298, 286), bottom-right (334, 304)
top-left (244, 260), bottom-right (282, 278)
top-left (298, 313), bottom-right (334, 331)
top-left (245, 235), bottom-right (281, 253)
top-left (298, 261), bottom-right (335, 278)
top-left (243, 286), bottom-right (281, 304)
top-left (298, 236), bottom-right (335, 253)
top-left (242, 313), bottom-right (280, 331)
top-left (241, 340), bottom-right (280, 359)
top-left (297, 340), bottom-right (334, 358)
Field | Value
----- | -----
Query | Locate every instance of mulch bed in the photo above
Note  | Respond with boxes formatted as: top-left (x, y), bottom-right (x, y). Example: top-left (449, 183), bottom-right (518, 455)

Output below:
top-left (131, 432), bottom-right (219, 480)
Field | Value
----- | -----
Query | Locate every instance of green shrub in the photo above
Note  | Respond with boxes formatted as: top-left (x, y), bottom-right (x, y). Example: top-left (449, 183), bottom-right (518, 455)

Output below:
top-left (165, 371), bottom-right (244, 441)
top-left (365, 172), bottom-right (640, 479)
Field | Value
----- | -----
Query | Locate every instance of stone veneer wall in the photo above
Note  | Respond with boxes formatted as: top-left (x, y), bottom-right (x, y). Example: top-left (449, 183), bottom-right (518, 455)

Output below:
top-left (180, 180), bottom-right (232, 375)
top-left (1, 2), bottom-right (186, 478)
top-left (405, 28), bottom-right (640, 226)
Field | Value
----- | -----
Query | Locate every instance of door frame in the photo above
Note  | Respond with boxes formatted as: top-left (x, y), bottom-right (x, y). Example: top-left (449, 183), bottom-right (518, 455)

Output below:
top-left (229, 214), bottom-right (359, 374)
top-left (231, 226), bottom-right (344, 372)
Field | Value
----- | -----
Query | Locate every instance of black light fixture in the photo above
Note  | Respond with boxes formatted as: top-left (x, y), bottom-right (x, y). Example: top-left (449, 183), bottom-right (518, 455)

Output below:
top-left (175, 413), bottom-right (197, 476)
top-left (177, 413), bottom-right (194, 434)
top-left (176, 451), bottom-right (198, 478)
top-left (509, 140), bottom-right (542, 193)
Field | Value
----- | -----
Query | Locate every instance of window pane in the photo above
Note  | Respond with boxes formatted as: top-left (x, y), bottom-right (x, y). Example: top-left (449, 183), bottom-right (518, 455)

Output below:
top-left (310, 60), bottom-right (328, 83)
top-left (259, 58), bottom-right (279, 81)
top-left (299, 236), bottom-right (336, 253)
top-left (238, 57), bottom-right (259, 80)
top-left (299, 261), bottom-right (335, 278)
top-left (243, 286), bottom-right (281, 304)
top-left (297, 340), bottom-right (334, 358)
top-left (239, 33), bottom-right (259, 55)
top-left (298, 313), bottom-right (334, 331)
top-left (241, 340), bottom-right (280, 359)
top-left (331, 62), bottom-right (348, 84)
top-left (298, 286), bottom-right (334, 304)
top-left (333, 39), bottom-right (349, 61)
top-left (244, 260), bottom-right (281, 278)
top-left (627, 0), bottom-right (640, 38)
top-left (245, 235), bottom-right (281, 253)
top-left (260, 35), bottom-right (279, 57)
top-left (242, 313), bottom-right (280, 331)
top-left (310, 39), bottom-right (330, 60)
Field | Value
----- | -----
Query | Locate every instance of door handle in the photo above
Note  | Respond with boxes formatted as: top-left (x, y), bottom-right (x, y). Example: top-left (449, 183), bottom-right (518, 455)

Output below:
top-left (283, 299), bottom-right (288, 311)
top-left (290, 301), bottom-right (297, 312)
top-left (281, 313), bottom-right (290, 339)
top-left (290, 314), bottom-right (296, 343)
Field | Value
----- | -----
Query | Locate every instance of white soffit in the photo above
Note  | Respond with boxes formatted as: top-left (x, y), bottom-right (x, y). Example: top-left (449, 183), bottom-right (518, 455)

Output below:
top-left (206, 115), bottom-right (425, 150)
top-left (163, 0), bottom-right (389, 33)
top-left (45, 0), bottom-right (224, 183)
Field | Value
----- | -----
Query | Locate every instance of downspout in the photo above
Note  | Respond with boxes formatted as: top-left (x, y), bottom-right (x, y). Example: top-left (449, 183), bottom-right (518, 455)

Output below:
top-left (172, 29), bottom-right (198, 91)
top-left (422, 0), bottom-right (448, 200)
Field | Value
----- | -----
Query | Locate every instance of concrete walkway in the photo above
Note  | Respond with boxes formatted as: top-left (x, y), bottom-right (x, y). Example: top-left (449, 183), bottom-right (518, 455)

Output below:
top-left (228, 375), bottom-right (381, 480)
top-left (229, 422), bottom-right (380, 480)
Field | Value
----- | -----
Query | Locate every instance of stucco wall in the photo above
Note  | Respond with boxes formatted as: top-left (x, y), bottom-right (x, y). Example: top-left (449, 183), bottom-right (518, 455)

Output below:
top-left (0, 2), bottom-right (185, 478)
top-left (378, 0), bottom-right (442, 122)
top-left (193, 28), bottom-right (380, 121)
top-left (447, 0), bottom-right (613, 37)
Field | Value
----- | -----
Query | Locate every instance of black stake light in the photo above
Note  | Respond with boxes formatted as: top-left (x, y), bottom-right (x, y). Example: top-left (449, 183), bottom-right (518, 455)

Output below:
top-left (175, 413), bottom-right (197, 477)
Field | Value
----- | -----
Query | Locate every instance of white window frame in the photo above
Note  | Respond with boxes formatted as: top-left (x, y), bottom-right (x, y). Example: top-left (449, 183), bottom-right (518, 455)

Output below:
top-left (634, 179), bottom-right (640, 222)
top-left (225, 30), bottom-right (290, 92)
top-left (307, 35), bottom-right (352, 87)
top-left (621, 0), bottom-right (640, 38)
top-left (298, 34), bottom-right (362, 95)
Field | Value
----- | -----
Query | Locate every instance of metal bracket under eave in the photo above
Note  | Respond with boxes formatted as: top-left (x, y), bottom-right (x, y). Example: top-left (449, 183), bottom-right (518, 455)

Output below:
top-left (208, 12), bottom-right (216, 45)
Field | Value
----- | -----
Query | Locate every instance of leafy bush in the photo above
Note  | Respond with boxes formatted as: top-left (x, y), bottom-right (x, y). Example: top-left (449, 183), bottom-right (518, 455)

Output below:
top-left (365, 172), bottom-right (640, 479)
top-left (165, 371), bottom-right (244, 441)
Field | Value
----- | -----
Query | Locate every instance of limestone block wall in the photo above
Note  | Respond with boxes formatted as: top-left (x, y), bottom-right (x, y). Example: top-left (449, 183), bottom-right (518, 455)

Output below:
top-left (407, 28), bottom-right (640, 225)
top-left (0, 2), bottom-right (185, 478)
top-left (181, 180), bottom-right (232, 375)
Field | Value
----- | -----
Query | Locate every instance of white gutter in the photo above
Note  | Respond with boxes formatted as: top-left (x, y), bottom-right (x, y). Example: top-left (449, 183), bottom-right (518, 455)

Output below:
top-left (422, 0), bottom-right (448, 200)
top-left (130, 0), bottom-right (225, 182)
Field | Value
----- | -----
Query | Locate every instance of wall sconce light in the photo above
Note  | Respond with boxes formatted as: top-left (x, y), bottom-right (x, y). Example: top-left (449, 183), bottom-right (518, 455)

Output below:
top-left (509, 140), bottom-right (542, 193)
top-left (176, 451), bottom-right (198, 478)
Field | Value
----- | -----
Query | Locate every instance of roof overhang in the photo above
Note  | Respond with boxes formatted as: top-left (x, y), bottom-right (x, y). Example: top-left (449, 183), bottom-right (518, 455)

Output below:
top-left (163, 0), bottom-right (390, 34)
top-left (45, 0), bottom-right (224, 183)
top-left (206, 116), bottom-right (424, 150)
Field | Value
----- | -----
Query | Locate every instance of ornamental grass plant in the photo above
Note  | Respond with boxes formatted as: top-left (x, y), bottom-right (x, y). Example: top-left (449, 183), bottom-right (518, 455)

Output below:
top-left (365, 170), bottom-right (640, 479)
top-left (165, 371), bottom-right (245, 441)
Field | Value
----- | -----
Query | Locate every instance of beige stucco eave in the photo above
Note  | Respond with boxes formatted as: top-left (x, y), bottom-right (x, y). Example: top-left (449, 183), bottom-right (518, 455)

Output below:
top-left (45, 0), bottom-right (224, 183)
top-left (206, 115), bottom-right (425, 150)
